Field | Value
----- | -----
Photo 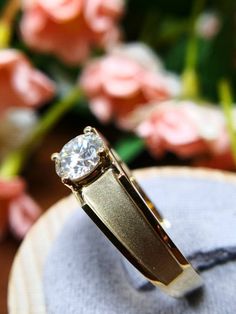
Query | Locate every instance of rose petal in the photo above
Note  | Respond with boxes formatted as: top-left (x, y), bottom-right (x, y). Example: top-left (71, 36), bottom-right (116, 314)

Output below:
top-left (111, 43), bottom-right (163, 72)
top-left (103, 77), bottom-right (140, 97)
top-left (20, 0), bottom-right (123, 65)
top-left (0, 49), bottom-right (20, 68)
top-left (136, 100), bottom-right (229, 160)
top-left (38, 0), bottom-right (83, 22)
top-left (8, 193), bottom-right (41, 239)
top-left (0, 49), bottom-right (55, 112)
top-left (80, 44), bottom-right (182, 125)
top-left (0, 177), bottom-right (25, 200)
top-left (13, 63), bottom-right (55, 107)
top-left (102, 57), bottom-right (141, 79)
top-left (85, 0), bottom-right (123, 32)
top-left (90, 97), bottom-right (113, 122)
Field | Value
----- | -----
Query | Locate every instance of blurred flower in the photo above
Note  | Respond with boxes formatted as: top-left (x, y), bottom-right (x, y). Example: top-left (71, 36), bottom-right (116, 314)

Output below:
top-left (0, 176), bottom-right (41, 240)
top-left (20, 0), bottom-right (124, 65)
top-left (136, 100), bottom-right (230, 161)
top-left (194, 151), bottom-right (235, 171)
top-left (0, 49), bottom-right (55, 115)
top-left (80, 43), bottom-right (181, 127)
top-left (0, 108), bottom-right (37, 159)
top-left (195, 12), bottom-right (221, 40)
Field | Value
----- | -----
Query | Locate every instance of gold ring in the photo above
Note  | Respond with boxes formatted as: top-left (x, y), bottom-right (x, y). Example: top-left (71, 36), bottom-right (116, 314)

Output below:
top-left (52, 126), bottom-right (203, 297)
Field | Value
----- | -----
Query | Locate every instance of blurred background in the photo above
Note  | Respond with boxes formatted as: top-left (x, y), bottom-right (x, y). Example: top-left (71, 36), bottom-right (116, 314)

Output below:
top-left (0, 0), bottom-right (235, 312)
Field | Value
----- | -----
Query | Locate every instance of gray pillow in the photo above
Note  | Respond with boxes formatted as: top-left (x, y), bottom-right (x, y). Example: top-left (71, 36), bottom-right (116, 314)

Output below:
top-left (43, 176), bottom-right (236, 314)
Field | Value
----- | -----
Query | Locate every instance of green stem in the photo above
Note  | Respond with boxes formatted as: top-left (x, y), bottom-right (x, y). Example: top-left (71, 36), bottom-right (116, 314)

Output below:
top-left (0, 87), bottom-right (82, 178)
top-left (182, 0), bottom-right (205, 99)
top-left (114, 136), bottom-right (145, 164)
top-left (219, 79), bottom-right (236, 165)
top-left (186, 0), bottom-right (205, 67)
top-left (0, 0), bottom-right (20, 48)
top-left (0, 21), bottom-right (11, 48)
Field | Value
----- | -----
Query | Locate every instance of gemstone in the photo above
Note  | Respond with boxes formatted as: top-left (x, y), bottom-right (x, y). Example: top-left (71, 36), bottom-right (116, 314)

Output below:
top-left (55, 132), bottom-right (103, 181)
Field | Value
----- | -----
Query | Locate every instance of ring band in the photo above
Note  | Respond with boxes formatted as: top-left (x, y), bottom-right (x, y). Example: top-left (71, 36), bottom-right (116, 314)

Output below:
top-left (52, 126), bottom-right (203, 297)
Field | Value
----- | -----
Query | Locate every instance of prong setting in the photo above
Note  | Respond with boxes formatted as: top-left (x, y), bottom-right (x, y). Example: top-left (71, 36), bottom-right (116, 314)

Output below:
top-left (52, 127), bottom-right (105, 183)
top-left (51, 152), bottom-right (59, 161)
top-left (61, 177), bottom-right (74, 187)
top-left (83, 126), bottom-right (94, 134)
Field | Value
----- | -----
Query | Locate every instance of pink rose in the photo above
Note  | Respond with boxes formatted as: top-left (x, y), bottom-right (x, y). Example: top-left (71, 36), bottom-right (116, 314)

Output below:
top-left (80, 43), bottom-right (181, 126)
top-left (0, 176), bottom-right (41, 240)
top-left (136, 100), bottom-right (230, 160)
top-left (20, 0), bottom-right (124, 65)
top-left (0, 49), bottom-right (55, 115)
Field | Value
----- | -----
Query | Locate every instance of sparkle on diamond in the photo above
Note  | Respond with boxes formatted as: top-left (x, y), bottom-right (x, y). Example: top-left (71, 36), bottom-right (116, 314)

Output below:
top-left (56, 133), bottom-right (103, 181)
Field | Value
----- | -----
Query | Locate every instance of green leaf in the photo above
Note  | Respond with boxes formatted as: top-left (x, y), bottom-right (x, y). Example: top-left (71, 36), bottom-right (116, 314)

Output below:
top-left (165, 36), bottom-right (187, 73)
top-left (114, 135), bottom-right (145, 164)
top-left (157, 17), bottom-right (189, 44)
top-left (198, 4), bottom-right (236, 101)
top-left (219, 79), bottom-right (236, 165)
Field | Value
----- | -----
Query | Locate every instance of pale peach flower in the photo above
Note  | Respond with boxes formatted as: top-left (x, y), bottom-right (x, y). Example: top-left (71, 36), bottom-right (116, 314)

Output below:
top-left (20, 0), bottom-right (124, 65)
top-left (0, 176), bottom-right (41, 240)
top-left (136, 100), bottom-right (230, 160)
top-left (0, 108), bottom-right (37, 159)
top-left (195, 12), bottom-right (221, 40)
top-left (0, 49), bottom-right (55, 115)
top-left (80, 43), bottom-right (181, 126)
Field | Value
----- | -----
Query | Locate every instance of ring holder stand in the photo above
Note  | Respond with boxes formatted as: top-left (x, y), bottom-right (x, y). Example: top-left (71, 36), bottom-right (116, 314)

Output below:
top-left (8, 168), bottom-right (236, 314)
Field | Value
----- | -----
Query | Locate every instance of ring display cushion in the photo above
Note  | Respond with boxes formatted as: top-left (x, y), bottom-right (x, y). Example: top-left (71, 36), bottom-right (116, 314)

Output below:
top-left (43, 175), bottom-right (236, 314)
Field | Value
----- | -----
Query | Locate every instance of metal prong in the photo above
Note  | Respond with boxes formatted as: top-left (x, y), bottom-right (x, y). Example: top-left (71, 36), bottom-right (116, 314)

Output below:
top-left (98, 146), bottom-right (105, 154)
top-left (51, 152), bottom-right (59, 161)
top-left (84, 126), bottom-right (94, 134)
top-left (97, 146), bottom-right (106, 158)
top-left (62, 177), bottom-right (73, 186)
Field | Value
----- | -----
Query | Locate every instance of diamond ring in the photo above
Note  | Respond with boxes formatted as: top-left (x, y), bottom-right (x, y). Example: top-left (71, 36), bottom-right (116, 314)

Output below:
top-left (52, 126), bottom-right (203, 297)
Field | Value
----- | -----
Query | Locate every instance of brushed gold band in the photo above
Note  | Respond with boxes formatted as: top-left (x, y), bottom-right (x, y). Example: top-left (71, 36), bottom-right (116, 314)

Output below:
top-left (73, 149), bottom-right (203, 297)
top-left (53, 128), bottom-right (203, 297)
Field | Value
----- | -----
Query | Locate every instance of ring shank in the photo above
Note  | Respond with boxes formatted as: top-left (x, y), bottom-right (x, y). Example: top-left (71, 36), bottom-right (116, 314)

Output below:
top-left (75, 167), bottom-right (202, 297)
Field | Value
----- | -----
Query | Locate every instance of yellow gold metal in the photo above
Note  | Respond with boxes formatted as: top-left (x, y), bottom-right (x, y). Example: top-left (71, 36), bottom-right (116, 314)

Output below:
top-left (51, 152), bottom-right (59, 161)
top-left (84, 126), bottom-right (93, 133)
top-left (53, 127), bottom-right (203, 297)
